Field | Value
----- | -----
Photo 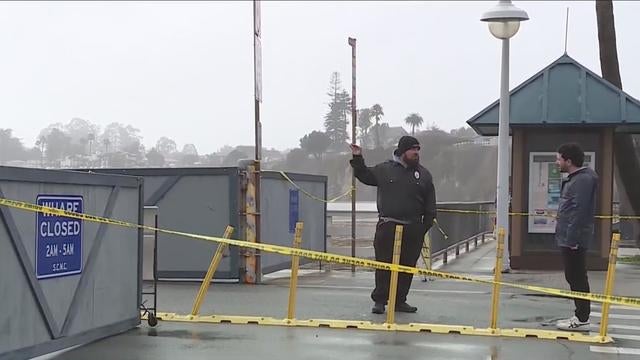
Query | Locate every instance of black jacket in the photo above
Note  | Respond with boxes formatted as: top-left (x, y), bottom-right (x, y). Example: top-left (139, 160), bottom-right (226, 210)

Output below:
top-left (555, 167), bottom-right (598, 249)
top-left (350, 155), bottom-right (437, 227)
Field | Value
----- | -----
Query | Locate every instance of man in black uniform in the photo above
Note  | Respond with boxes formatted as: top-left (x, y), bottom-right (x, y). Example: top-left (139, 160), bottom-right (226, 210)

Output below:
top-left (349, 136), bottom-right (437, 314)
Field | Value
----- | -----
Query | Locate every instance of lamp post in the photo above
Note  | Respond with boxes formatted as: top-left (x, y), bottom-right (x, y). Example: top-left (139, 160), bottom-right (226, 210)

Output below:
top-left (481, 0), bottom-right (528, 271)
top-left (348, 37), bottom-right (357, 272)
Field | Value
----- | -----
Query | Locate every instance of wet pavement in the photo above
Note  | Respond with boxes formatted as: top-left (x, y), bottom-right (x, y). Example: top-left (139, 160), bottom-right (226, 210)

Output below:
top-left (42, 321), bottom-right (604, 360)
top-left (35, 239), bottom-right (640, 360)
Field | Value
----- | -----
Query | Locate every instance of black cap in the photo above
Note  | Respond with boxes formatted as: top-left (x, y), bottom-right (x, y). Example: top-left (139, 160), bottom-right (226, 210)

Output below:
top-left (394, 136), bottom-right (420, 156)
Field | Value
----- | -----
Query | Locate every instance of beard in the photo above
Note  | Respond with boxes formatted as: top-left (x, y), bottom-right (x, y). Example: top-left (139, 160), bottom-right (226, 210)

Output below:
top-left (404, 156), bottom-right (420, 168)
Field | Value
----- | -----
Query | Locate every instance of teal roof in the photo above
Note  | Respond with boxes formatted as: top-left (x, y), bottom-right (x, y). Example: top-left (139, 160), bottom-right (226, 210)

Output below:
top-left (467, 54), bottom-right (640, 136)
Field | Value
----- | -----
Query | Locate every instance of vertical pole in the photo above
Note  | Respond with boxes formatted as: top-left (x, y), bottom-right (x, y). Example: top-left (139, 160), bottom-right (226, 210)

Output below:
top-left (564, 7), bottom-right (570, 54)
top-left (421, 232), bottom-right (432, 282)
top-left (599, 233), bottom-right (621, 338)
top-left (253, 160), bottom-right (262, 284)
top-left (496, 38), bottom-right (511, 271)
top-left (243, 164), bottom-right (259, 283)
top-left (287, 222), bottom-right (304, 320)
top-left (348, 37), bottom-right (357, 273)
top-left (191, 226), bottom-right (234, 316)
top-left (247, 0), bottom-right (262, 284)
top-left (423, 232), bottom-right (431, 270)
top-left (386, 225), bottom-right (403, 324)
top-left (489, 227), bottom-right (505, 330)
top-left (153, 214), bottom-right (158, 314)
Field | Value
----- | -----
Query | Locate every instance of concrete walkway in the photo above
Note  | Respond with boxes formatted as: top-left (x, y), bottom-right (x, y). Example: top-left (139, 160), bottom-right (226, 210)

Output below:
top-left (34, 240), bottom-right (640, 360)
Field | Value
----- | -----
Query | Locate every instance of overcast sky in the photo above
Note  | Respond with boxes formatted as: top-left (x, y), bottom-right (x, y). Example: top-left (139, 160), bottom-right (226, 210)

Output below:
top-left (1, 1), bottom-right (638, 154)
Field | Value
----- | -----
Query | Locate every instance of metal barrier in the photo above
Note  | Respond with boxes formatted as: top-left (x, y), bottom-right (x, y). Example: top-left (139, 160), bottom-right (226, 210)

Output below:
top-left (78, 167), bottom-right (241, 280)
top-left (0, 166), bottom-right (143, 360)
top-left (78, 167), bottom-right (327, 280)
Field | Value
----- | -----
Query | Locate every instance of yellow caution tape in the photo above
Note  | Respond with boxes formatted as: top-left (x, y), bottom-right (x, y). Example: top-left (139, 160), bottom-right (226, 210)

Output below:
top-left (278, 171), bottom-right (639, 220)
top-left (436, 208), bottom-right (640, 220)
top-left (279, 171), bottom-right (451, 239)
top-left (278, 171), bottom-right (352, 203)
top-left (1, 197), bottom-right (639, 308)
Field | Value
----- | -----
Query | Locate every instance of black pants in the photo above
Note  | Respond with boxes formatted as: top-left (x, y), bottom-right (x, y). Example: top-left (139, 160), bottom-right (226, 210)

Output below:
top-left (561, 247), bottom-right (590, 322)
top-left (371, 220), bottom-right (427, 305)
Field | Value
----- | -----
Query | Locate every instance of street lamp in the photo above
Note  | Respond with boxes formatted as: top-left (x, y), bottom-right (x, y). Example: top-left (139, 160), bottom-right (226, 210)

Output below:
top-left (348, 37), bottom-right (357, 273)
top-left (481, 0), bottom-right (528, 271)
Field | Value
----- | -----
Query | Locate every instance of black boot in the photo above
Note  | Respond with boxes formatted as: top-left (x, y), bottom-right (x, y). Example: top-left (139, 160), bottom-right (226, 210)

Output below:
top-left (372, 303), bottom-right (385, 314)
top-left (395, 302), bottom-right (418, 313)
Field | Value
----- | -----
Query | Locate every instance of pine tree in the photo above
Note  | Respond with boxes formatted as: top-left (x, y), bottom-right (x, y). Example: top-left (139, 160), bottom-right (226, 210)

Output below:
top-left (324, 72), bottom-right (351, 148)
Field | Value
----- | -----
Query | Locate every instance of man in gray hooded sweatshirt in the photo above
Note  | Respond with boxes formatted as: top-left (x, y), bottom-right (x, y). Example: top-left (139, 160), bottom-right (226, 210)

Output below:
top-left (349, 136), bottom-right (437, 314)
top-left (554, 143), bottom-right (598, 331)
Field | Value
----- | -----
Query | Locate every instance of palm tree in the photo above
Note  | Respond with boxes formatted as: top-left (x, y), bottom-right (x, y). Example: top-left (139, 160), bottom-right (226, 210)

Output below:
top-left (404, 113), bottom-right (424, 135)
top-left (358, 108), bottom-right (373, 147)
top-left (596, 0), bottom-right (640, 245)
top-left (370, 104), bottom-right (384, 148)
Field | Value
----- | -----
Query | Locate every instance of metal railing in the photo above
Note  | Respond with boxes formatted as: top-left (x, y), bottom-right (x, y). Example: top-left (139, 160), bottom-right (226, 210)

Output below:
top-left (428, 201), bottom-right (495, 255)
top-left (433, 231), bottom-right (493, 265)
top-left (326, 201), bottom-right (496, 262)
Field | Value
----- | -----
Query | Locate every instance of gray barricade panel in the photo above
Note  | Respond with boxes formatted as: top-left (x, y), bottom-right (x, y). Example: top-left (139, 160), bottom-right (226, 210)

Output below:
top-left (81, 168), bottom-right (240, 280)
top-left (261, 171), bottom-right (327, 274)
top-left (0, 166), bottom-right (142, 360)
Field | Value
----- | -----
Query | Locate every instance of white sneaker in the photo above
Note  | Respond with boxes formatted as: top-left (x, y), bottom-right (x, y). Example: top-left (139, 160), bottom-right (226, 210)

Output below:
top-left (556, 316), bottom-right (590, 331)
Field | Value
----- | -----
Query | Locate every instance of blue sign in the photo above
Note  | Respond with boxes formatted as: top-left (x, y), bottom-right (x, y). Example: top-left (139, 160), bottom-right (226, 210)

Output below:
top-left (289, 189), bottom-right (299, 234)
top-left (36, 195), bottom-right (83, 279)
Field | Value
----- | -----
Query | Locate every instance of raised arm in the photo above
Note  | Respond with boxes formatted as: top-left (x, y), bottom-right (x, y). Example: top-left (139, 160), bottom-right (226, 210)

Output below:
top-left (349, 144), bottom-right (378, 186)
